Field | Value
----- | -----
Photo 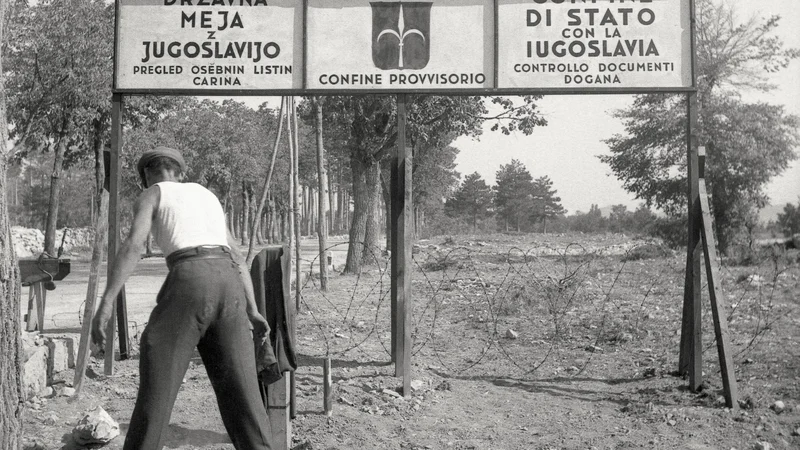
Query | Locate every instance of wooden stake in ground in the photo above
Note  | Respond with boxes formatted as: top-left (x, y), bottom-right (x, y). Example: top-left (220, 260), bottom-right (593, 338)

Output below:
top-left (697, 146), bottom-right (738, 409)
top-left (323, 358), bottom-right (332, 416)
top-left (73, 190), bottom-right (109, 397)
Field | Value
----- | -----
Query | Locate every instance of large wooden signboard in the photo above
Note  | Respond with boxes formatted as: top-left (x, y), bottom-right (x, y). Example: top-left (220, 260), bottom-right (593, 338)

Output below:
top-left (114, 0), bottom-right (693, 94)
top-left (306, 0), bottom-right (493, 90)
top-left (115, 0), bottom-right (303, 92)
top-left (497, 0), bottom-right (692, 90)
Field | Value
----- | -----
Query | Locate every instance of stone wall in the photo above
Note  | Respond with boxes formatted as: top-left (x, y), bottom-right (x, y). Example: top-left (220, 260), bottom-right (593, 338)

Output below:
top-left (12, 227), bottom-right (95, 258)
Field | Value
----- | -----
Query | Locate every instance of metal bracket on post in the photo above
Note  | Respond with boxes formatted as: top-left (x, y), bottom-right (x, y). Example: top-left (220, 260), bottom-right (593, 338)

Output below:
top-left (391, 94), bottom-right (412, 396)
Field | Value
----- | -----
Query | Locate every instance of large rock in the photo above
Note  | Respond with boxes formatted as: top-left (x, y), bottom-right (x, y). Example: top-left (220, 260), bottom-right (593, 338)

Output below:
top-left (22, 332), bottom-right (48, 399)
top-left (46, 337), bottom-right (75, 383)
top-left (72, 406), bottom-right (120, 446)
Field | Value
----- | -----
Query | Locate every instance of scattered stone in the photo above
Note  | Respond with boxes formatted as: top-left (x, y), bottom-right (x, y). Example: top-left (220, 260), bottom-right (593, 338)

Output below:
top-left (738, 396), bottom-right (756, 410)
top-left (505, 329), bottom-right (519, 340)
top-left (410, 380), bottom-right (425, 391)
top-left (434, 381), bottom-right (452, 391)
top-left (618, 332), bottom-right (634, 343)
top-left (56, 386), bottom-right (76, 397)
top-left (22, 338), bottom-right (48, 400)
top-left (753, 442), bottom-right (772, 450)
top-left (338, 396), bottom-right (354, 407)
top-left (586, 345), bottom-right (603, 353)
top-left (41, 386), bottom-right (54, 398)
top-left (42, 412), bottom-right (59, 426)
top-left (566, 366), bottom-right (580, 373)
top-left (334, 333), bottom-right (348, 339)
top-left (770, 401), bottom-right (785, 414)
top-left (642, 367), bottom-right (657, 378)
top-left (72, 406), bottom-right (120, 446)
top-left (792, 428), bottom-right (800, 437)
top-left (22, 439), bottom-right (46, 450)
top-left (743, 358), bottom-right (755, 364)
top-left (382, 388), bottom-right (402, 399)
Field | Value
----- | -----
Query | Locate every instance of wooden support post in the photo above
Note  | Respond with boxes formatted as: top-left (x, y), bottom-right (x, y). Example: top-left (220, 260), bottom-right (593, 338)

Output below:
top-left (36, 283), bottom-right (46, 331)
top-left (26, 285), bottom-right (37, 331)
top-left (698, 178), bottom-right (739, 409)
top-left (391, 94), bottom-right (412, 396)
top-left (679, 91), bottom-right (703, 391)
top-left (323, 358), bottom-right (332, 416)
top-left (106, 93), bottom-right (131, 374)
top-left (266, 376), bottom-right (291, 450)
top-left (73, 189), bottom-right (109, 396)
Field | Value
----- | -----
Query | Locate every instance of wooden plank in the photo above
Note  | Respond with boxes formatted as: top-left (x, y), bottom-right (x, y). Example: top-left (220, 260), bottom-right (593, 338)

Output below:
top-left (679, 90), bottom-right (703, 392)
top-left (391, 94), bottom-right (412, 396)
top-left (266, 375), bottom-right (291, 450)
top-left (26, 285), bottom-right (37, 331)
top-left (698, 180), bottom-right (739, 409)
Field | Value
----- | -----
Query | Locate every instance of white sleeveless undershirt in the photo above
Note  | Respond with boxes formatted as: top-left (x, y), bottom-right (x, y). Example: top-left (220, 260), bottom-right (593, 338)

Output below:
top-left (151, 182), bottom-right (229, 257)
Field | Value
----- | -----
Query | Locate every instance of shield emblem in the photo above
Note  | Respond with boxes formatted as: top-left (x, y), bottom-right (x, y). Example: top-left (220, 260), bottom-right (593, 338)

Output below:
top-left (371, 2), bottom-right (432, 70)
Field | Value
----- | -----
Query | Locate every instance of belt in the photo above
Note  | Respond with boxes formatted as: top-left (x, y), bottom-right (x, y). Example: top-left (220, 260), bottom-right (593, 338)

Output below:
top-left (166, 245), bottom-right (232, 270)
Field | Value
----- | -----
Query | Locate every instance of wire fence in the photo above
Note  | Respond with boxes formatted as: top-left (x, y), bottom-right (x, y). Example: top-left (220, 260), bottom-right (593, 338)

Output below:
top-left (295, 237), bottom-right (799, 380)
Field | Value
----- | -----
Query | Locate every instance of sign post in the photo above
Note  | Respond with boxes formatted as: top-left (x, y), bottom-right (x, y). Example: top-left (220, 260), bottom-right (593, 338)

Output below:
top-left (112, 0), bottom-right (723, 416)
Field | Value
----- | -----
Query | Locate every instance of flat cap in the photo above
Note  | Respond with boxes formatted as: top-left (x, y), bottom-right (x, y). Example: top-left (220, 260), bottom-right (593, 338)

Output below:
top-left (137, 146), bottom-right (187, 185)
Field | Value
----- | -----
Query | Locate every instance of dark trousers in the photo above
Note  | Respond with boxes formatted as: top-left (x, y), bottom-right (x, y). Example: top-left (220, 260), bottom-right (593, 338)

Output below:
top-left (124, 249), bottom-right (273, 449)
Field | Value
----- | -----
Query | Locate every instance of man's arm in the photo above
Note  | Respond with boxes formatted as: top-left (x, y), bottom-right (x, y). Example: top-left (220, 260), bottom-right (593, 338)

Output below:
top-left (91, 188), bottom-right (157, 348)
top-left (226, 230), bottom-right (270, 339)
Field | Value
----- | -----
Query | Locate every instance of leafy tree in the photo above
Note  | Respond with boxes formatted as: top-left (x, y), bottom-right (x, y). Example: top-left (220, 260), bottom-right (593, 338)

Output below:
top-left (316, 96), bottom-right (546, 273)
top-left (572, 204), bottom-right (607, 233)
top-left (6, 0), bottom-right (114, 254)
top-left (600, 0), bottom-right (799, 253)
top-left (409, 143), bottom-right (460, 236)
top-left (777, 199), bottom-right (800, 236)
top-left (445, 172), bottom-right (493, 232)
top-left (494, 159), bottom-right (534, 232)
top-left (530, 175), bottom-right (566, 233)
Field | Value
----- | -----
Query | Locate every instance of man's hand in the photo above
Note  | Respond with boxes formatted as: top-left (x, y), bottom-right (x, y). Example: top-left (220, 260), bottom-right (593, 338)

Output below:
top-left (249, 311), bottom-right (270, 343)
top-left (91, 307), bottom-right (112, 351)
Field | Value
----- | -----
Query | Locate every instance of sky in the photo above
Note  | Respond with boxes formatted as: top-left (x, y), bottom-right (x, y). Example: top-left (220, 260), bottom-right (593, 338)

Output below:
top-left (231, 0), bottom-right (800, 215)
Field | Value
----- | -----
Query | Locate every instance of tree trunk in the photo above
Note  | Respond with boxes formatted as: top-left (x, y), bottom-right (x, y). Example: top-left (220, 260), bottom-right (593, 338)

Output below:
top-left (327, 161), bottom-right (335, 233)
top-left (313, 98), bottom-right (329, 288)
top-left (43, 138), bottom-right (67, 255)
top-left (1, 2), bottom-right (24, 438)
top-left (381, 170), bottom-right (391, 252)
top-left (241, 181), bottom-right (250, 245)
top-left (344, 153), bottom-right (377, 273)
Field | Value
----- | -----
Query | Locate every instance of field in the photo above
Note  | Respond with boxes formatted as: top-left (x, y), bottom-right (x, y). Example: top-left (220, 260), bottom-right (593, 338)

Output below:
top-left (21, 233), bottom-right (800, 450)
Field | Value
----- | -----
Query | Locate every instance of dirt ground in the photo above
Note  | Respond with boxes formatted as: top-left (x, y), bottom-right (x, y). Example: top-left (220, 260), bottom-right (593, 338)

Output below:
top-left (20, 233), bottom-right (800, 450)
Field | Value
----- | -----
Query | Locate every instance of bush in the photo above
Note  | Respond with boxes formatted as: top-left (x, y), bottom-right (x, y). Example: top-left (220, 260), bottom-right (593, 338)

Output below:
top-left (622, 243), bottom-right (673, 261)
top-left (649, 216), bottom-right (686, 249)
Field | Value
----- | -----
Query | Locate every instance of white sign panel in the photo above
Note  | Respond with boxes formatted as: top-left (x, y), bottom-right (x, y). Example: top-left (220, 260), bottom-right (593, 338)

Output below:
top-left (498, 0), bottom-right (692, 89)
top-left (306, 0), bottom-right (494, 90)
top-left (115, 0), bottom-right (302, 91)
